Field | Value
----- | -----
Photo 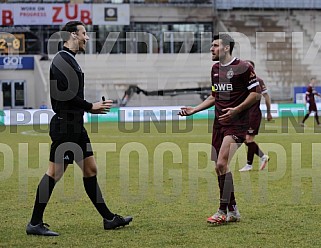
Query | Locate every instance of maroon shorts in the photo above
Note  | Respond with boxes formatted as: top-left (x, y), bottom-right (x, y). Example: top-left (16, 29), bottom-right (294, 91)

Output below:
top-left (211, 126), bottom-right (246, 161)
top-left (247, 109), bottom-right (262, 135)
top-left (309, 103), bottom-right (317, 112)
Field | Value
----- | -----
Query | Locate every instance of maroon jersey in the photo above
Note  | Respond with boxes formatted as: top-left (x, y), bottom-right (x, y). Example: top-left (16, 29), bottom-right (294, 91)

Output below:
top-left (249, 76), bottom-right (267, 118)
top-left (247, 77), bottom-right (267, 135)
top-left (211, 57), bottom-right (261, 127)
top-left (306, 84), bottom-right (318, 105)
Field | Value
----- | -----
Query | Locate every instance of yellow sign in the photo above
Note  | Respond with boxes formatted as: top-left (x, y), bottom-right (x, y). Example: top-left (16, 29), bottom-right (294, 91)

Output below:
top-left (0, 33), bottom-right (25, 54)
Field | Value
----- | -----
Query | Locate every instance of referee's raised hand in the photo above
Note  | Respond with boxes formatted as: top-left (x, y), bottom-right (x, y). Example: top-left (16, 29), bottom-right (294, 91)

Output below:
top-left (90, 99), bottom-right (113, 114)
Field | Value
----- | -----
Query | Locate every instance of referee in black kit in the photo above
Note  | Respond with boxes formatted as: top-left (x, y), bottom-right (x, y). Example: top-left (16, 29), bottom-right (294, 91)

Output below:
top-left (26, 21), bottom-right (132, 236)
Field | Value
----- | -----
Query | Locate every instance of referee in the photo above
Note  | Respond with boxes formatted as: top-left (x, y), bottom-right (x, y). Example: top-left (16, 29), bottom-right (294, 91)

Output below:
top-left (26, 21), bottom-right (132, 236)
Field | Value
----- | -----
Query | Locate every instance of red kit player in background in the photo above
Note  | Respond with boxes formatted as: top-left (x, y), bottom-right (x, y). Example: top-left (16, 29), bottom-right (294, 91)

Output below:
top-left (301, 77), bottom-right (321, 126)
top-left (239, 60), bottom-right (272, 172)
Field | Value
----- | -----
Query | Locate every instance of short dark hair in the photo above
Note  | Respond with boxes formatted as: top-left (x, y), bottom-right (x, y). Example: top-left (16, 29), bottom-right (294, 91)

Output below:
top-left (247, 60), bottom-right (255, 68)
top-left (213, 33), bottom-right (235, 55)
top-left (61, 20), bottom-right (84, 33)
top-left (60, 21), bottom-right (85, 42)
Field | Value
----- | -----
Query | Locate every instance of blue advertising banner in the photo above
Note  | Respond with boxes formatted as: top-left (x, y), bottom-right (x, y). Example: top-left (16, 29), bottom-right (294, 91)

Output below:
top-left (0, 56), bottom-right (34, 70)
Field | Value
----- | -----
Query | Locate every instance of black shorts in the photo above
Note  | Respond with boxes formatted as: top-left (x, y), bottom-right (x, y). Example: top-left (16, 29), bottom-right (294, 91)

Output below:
top-left (49, 115), bottom-right (93, 164)
top-left (211, 125), bottom-right (246, 161)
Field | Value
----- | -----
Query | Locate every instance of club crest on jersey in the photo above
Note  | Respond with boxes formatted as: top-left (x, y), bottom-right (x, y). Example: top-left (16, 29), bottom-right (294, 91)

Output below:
top-left (226, 68), bottom-right (234, 79)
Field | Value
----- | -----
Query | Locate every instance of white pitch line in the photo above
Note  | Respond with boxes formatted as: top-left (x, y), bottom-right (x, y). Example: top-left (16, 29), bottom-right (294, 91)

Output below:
top-left (20, 130), bottom-right (48, 136)
top-left (19, 123), bottom-right (321, 137)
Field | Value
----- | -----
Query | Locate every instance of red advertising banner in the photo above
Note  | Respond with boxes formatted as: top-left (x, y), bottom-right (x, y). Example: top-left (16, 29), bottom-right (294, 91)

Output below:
top-left (0, 4), bottom-right (14, 26)
top-left (0, 4), bottom-right (129, 26)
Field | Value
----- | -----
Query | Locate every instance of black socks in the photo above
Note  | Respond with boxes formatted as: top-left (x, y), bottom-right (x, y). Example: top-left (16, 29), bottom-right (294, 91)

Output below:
top-left (246, 141), bottom-right (264, 164)
top-left (30, 174), bottom-right (56, 225)
top-left (83, 175), bottom-right (115, 220)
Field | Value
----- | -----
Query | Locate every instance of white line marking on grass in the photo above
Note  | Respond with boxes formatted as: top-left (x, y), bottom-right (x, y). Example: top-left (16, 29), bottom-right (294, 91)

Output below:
top-left (91, 132), bottom-right (320, 139)
top-left (21, 130), bottom-right (48, 136)
top-left (20, 123), bottom-right (321, 138)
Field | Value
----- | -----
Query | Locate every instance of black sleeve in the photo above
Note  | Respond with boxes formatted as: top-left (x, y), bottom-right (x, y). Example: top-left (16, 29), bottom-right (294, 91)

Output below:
top-left (70, 96), bottom-right (93, 111)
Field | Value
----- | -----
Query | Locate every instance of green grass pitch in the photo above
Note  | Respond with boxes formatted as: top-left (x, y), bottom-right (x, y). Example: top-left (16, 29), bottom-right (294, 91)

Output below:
top-left (1, 117), bottom-right (321, 247)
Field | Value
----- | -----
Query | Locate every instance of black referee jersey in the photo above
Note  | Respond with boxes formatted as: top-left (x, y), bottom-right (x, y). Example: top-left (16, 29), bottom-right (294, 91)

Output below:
top-left (50, 46), bottom-right (92, 123)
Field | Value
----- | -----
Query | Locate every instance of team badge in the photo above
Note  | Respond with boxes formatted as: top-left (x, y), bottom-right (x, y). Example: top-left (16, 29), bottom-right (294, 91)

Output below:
top-left (226, 68), bottom-right (234, 79)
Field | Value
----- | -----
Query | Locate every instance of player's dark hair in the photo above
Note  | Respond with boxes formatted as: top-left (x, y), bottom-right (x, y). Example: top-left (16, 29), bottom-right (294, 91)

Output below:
top-left (61, 21), bottom-right (84, 33)
top-left (247, 60), bottom-right (255, 69)
top-left (60, 21), bottom-right (85, 42)
top-left (213, 33), bottom-right (235, 55)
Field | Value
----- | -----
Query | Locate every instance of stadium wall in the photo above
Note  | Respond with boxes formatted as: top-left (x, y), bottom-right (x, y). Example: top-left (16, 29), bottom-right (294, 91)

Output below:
top-left (2, 52), bottom-right (311, 109)
top-left (215, 0), bottom-right (321, 9)
top-left (0, 56), bottom-right (36, 109)
top-left (35, 53), bottom-right (215, 108)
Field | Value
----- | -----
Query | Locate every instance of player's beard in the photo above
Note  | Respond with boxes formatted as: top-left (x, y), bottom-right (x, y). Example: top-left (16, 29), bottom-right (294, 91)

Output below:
top-left (212, 54), bottom-right (219, 61)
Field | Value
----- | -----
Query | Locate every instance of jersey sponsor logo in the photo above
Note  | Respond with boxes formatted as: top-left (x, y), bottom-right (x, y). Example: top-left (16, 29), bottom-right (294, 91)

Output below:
top-left (212, 83), bottom-right (233, 92)
top-left (226, 68), bottom-right (234, 79)
top-left (214, 73), bottom-right (219, 77)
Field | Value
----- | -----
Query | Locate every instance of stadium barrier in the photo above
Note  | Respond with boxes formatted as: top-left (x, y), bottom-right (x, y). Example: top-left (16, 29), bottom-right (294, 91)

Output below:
top-left (0, 110), bottom-right (4, 125)
top-left (0, 103), bottom-right (307, 126)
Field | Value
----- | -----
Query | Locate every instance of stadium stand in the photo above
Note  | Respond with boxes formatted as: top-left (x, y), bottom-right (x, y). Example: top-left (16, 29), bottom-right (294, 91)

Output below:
top-left (35, 53), bottom-right (213, 106)
top-left (4, 1), bottom-right (321, 107)
top-left (32, 8), bottom-right (321, 106)
top-left (218, 10), bottom-right (311, 101)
